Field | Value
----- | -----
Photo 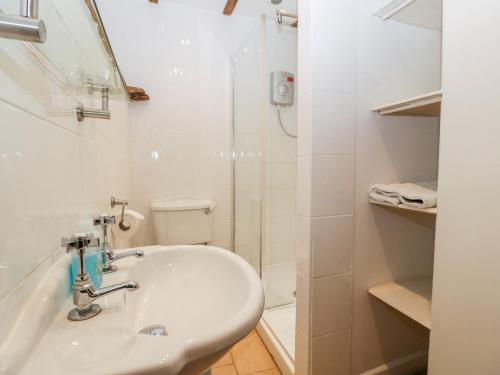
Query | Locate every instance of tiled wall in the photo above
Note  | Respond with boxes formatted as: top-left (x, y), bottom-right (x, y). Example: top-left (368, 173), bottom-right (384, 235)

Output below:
top-left (0, 27), bottom-right (131, 344)
top-left (97, 0), bottom-right (257, 250)
top-left (296, 0), bottom-right (356, 373)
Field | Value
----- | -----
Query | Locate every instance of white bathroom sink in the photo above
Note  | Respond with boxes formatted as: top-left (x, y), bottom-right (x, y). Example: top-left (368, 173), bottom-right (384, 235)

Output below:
top-left (0, 245), bottom-right (264, 375)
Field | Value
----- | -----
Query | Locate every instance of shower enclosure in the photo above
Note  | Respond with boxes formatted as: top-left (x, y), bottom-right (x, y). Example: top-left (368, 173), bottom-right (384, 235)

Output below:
top-left (233, 14), bottom-right (297, 370)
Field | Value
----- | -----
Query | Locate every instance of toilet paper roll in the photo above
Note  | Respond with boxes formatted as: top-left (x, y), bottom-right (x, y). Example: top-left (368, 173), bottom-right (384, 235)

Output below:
top-left (111, 209), bottom-right (144, 240)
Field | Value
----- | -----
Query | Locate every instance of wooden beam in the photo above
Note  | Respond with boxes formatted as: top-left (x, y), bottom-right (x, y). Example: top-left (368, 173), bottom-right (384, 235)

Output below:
top-left (223, 0), bottom-right (238, 15)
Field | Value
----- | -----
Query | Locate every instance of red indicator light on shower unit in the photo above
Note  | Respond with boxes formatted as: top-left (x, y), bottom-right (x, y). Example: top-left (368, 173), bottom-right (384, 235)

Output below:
top-left (287, 76), bottom-right (294, 83)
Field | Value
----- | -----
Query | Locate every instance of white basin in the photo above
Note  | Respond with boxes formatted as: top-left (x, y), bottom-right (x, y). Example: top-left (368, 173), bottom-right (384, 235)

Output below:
top-left (0, 245), bottom-right (264, 375)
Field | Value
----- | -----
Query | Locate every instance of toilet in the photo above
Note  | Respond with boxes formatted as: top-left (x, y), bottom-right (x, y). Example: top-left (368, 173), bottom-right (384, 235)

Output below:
top-left (150, 196), bottom-right (215, 245)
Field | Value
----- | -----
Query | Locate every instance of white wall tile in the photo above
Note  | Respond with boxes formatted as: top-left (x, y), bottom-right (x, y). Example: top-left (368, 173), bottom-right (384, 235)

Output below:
top-left (268, 215), bottom-right (295, 242)
top-left (312, 155), bottom-right (354, 217)
top-left (211, 219), bottom-right (233, 250)
top-left (0, 38), bottom-right (131, 346)
top-left (268, 240), bottom-right (296, 265)
top-left (313, 91), bottom-right (355, 155)
top-left (297, 0), bottom-right (357, 372)
top-left (312, 215), bottom-right (353, 278)
top-left (298, 90), bottom-right (314, 157)
top-left (0, 104), bottom-right (78, 296)
top-left (99, 2), bottom-right (258, 249)
top-left (269, 189), bottom-right (296, 217)
top-left (296, 215), bottom-right (312, 278)
top-left (312, 0), bottom-right (356, 94)
top-left (297, 156), bottom-right (313, 217)
top-left (311, 329), bottom-right (352, 375)
top-left (268, 162), bottom-right (297, 190)
top-left (295, 329), bottom-right (311, 375)
top-left (297, 0), bottom-right (313, 95)
top-left (312, 273), bottom-right (352, 337)
top-left (296, 272), bottom-right (311, 336)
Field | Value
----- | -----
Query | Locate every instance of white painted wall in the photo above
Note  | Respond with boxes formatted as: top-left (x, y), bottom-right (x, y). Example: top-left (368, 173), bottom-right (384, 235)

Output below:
top-left (429, 1), bottom-right (500, 374)
top-left (0, 6), bottom-right (131, 346)
top-left (352, 1), bottom-right (441, 373)
top-left (97, 0), bottom-right (257, 249)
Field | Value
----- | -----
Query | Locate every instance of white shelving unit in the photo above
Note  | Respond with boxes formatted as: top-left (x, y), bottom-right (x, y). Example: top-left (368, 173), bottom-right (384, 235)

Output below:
top-left (369, 277), bottom-right (432, 329)
top-left (373, 90), bottom-right (442, 117)
top-left (369, 2), bottom-right (441, 361)
top-left (374, 0), bottom-right (442, 31)
top-left (369, 199), bottom-right (437, 215)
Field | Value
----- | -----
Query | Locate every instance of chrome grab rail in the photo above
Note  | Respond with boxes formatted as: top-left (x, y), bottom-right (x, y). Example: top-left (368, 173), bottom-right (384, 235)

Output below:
top-left (76, 79), bottom-right (111, 121)
top-left (0, 0), bottom-right (46, 43)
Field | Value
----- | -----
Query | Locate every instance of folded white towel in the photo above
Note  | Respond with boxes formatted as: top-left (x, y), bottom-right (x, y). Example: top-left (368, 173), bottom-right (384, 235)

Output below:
top-left (369, 181), bottom-right (437, 209)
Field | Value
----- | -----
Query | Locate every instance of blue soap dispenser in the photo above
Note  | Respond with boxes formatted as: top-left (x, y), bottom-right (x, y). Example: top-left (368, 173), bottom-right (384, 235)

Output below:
top-left (70, 246), bottom-right (103, 288)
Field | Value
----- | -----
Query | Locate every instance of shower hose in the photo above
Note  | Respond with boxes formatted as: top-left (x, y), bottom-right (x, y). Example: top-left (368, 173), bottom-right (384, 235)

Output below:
top-left (276, 105), bottom-right (297, 139)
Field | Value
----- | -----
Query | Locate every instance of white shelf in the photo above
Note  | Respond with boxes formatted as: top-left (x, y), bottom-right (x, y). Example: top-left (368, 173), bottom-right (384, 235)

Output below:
top-left (374, 0), bottom-right (442, 31)
top-left (373, 90), bottom-right (442, 117)
top-left (369, 199), bottom-right (437, 215)
top-left (369, 277), bottom-right (432, 329)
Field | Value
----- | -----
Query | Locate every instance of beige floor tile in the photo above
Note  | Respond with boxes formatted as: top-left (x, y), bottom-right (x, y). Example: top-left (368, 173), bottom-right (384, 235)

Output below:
top-left (213, 352), bottom-right (233, 368)
top-left (253, 369), bottom-right (282, 375)
top-left (231, 330), bottom-right (277, 375)
top-left (212, 365), bottom-right (238, 375)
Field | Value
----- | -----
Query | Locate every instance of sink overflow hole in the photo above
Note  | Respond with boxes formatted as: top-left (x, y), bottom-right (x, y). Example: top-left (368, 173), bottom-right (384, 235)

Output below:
top-left (139, 324), bottom-right (168, 336)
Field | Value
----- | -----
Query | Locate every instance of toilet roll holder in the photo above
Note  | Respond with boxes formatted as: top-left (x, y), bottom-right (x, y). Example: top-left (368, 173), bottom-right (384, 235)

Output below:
top-left (111, 196), bottom-right (131, 231)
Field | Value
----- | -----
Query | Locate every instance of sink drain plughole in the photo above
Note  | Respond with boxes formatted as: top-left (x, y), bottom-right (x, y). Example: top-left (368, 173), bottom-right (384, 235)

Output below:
top-left (139, 324), bottom-right (168, 336)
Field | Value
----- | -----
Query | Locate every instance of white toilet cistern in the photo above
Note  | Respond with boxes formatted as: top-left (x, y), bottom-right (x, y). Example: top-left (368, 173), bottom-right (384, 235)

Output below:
top-left (151, 195), bottom-right (216, 246)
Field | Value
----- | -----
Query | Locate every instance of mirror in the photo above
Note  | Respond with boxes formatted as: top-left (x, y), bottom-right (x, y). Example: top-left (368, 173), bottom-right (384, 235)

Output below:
top-left (0, 0), bottom-right (127, 99)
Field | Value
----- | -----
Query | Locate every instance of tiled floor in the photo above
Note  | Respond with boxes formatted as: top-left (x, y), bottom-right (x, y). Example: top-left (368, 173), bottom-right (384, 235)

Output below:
top-left (212, 330), bottom-right (282, 375)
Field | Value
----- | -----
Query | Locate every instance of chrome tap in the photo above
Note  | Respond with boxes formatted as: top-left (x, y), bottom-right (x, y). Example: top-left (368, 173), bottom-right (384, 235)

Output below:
top-left (93, 213), bottom-right (145, 273)
top-left (62, 233), bottom-right (139, 321)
